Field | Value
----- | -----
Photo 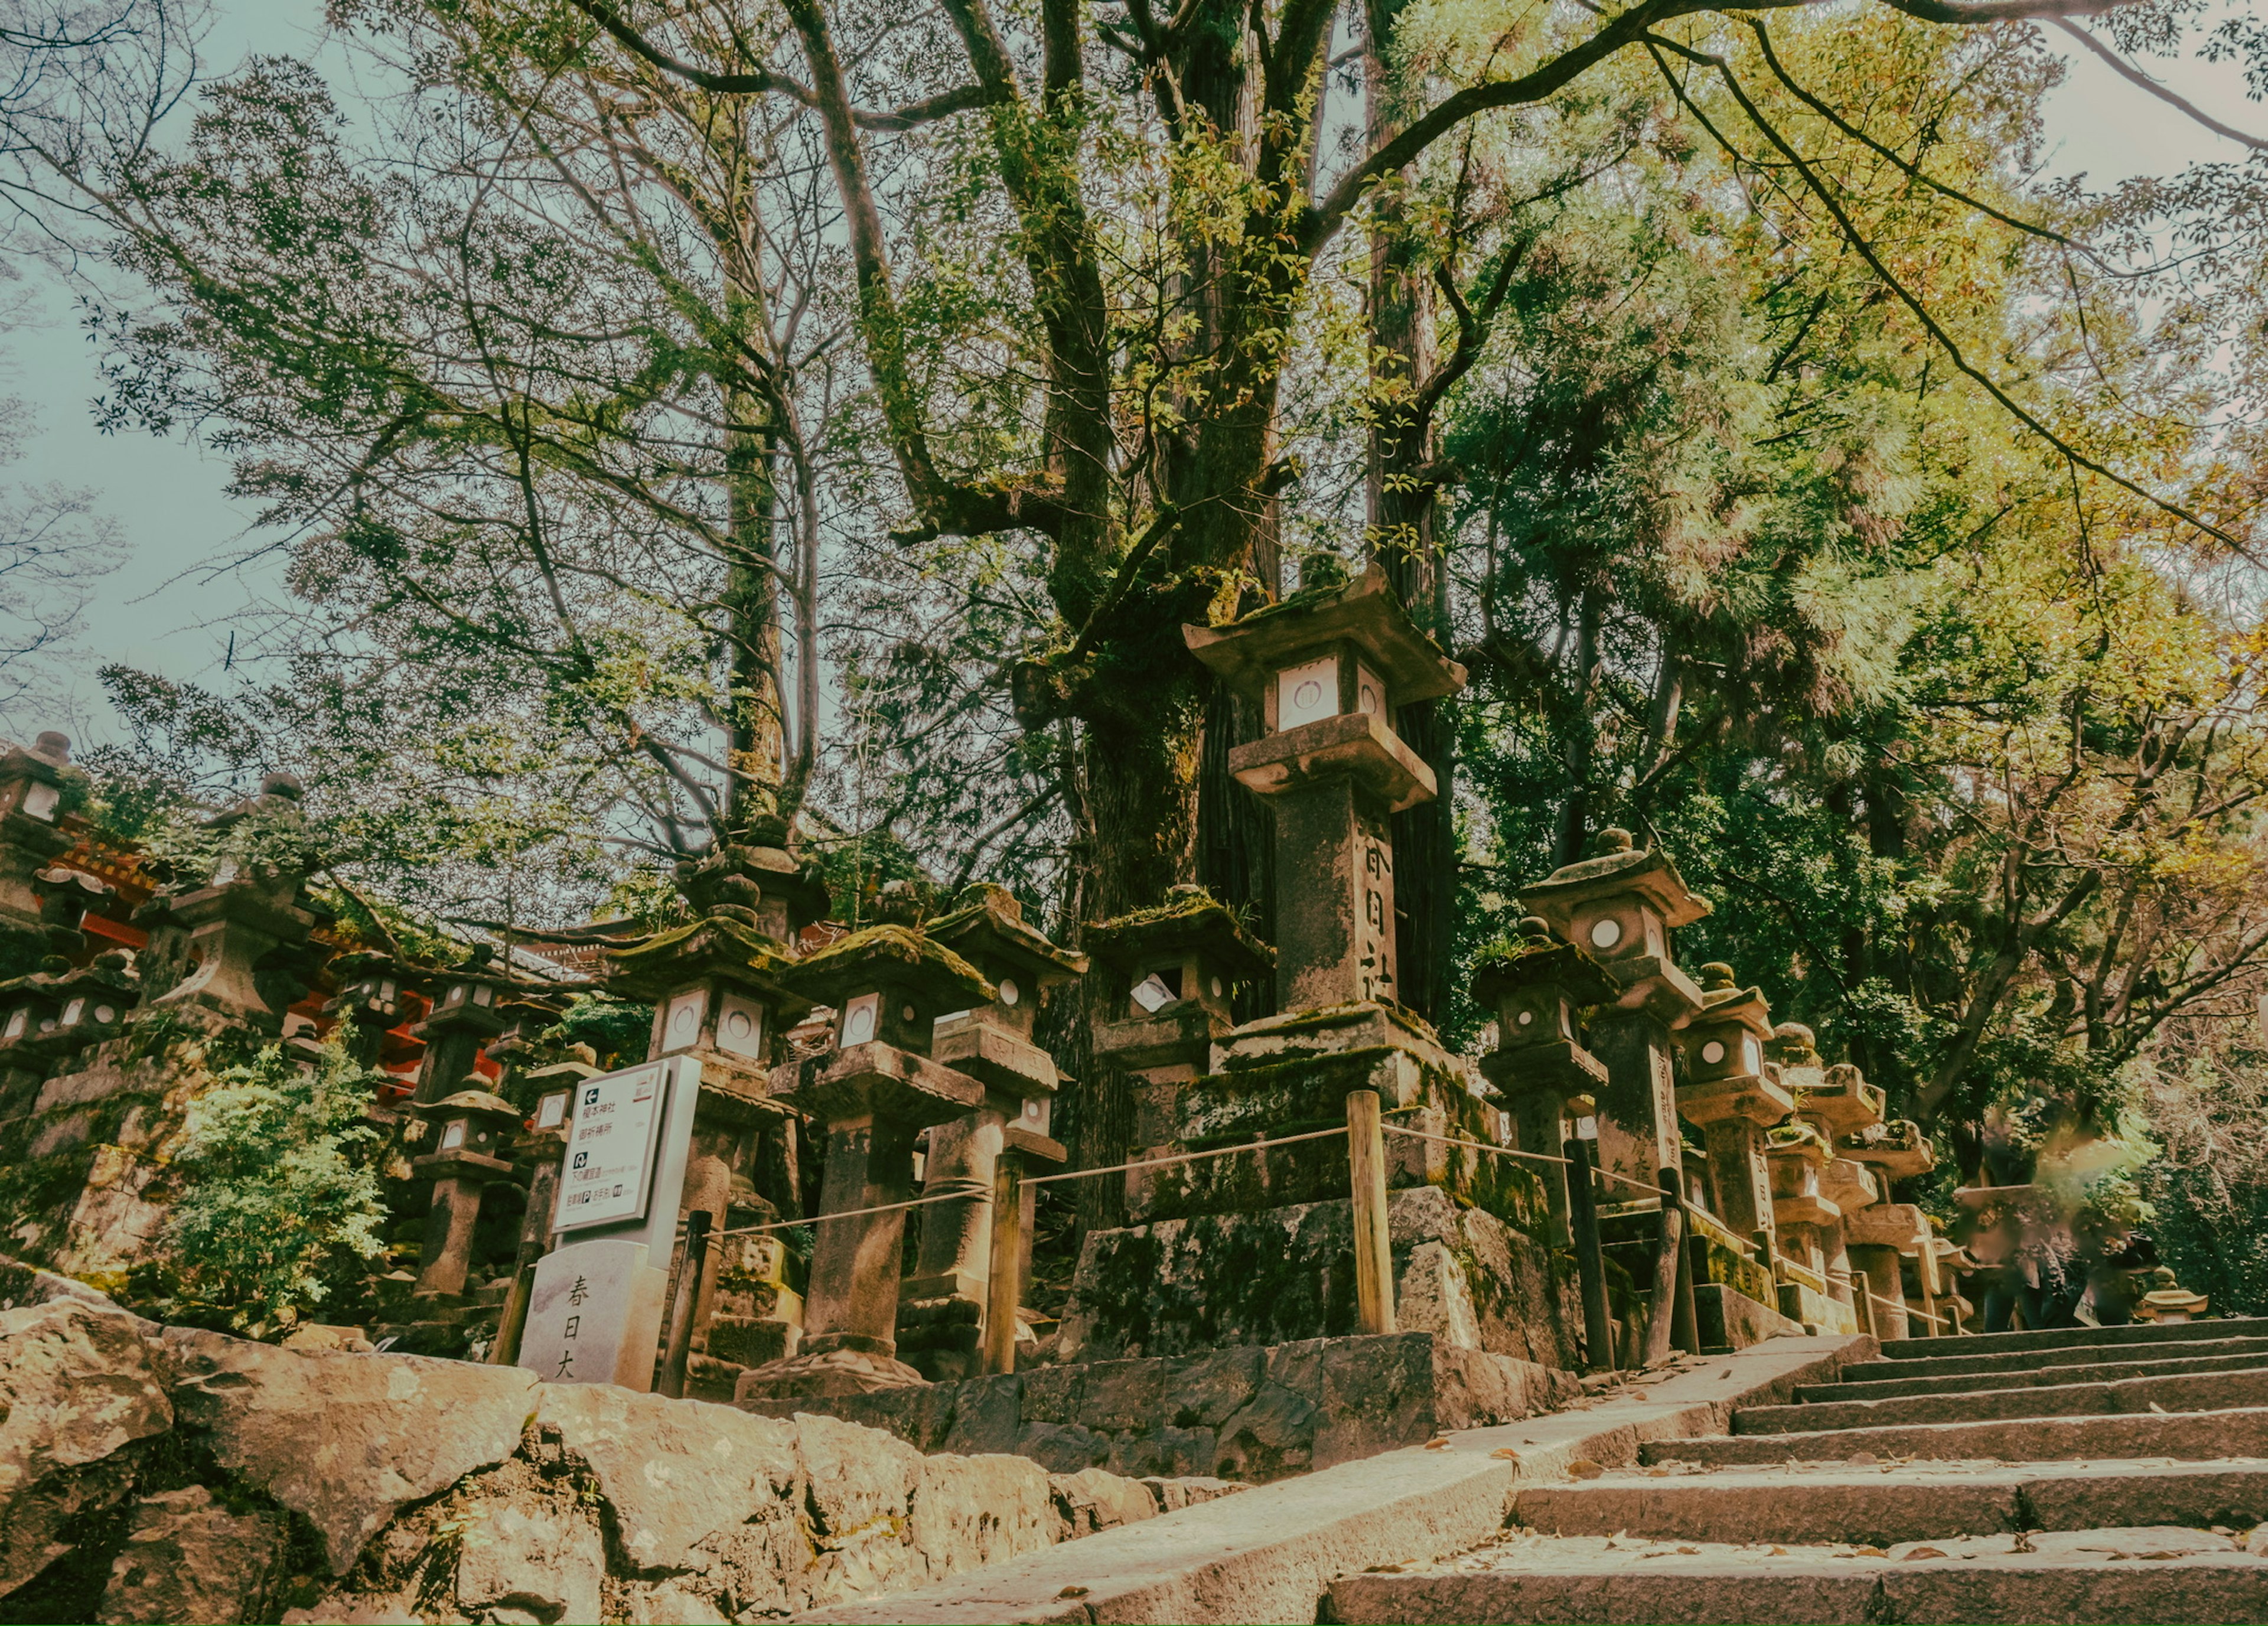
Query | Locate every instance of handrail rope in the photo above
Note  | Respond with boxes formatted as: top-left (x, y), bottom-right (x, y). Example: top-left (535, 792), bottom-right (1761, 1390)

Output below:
top-left (1382, 1122), bottom-right (1669, 1199)
top-left (713, 1122), bottom-right (1355, 1237)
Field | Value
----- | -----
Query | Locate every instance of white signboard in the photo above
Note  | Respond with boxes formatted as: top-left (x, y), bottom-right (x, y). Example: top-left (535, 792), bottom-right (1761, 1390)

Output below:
top-left (553, 1061), bottom-right (668, 1232)
top-left (519, 1237), bottom-right (667, 1390)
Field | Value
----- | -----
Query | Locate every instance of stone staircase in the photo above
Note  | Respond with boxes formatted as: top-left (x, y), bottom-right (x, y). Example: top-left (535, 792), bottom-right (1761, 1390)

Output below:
top-left (1331, 1317), bottom-right (2268, 1624)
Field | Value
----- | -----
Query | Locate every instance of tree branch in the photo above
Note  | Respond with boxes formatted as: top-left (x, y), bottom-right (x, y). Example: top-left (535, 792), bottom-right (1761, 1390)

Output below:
top-left (2047, 18), bottom-right (2268, 152)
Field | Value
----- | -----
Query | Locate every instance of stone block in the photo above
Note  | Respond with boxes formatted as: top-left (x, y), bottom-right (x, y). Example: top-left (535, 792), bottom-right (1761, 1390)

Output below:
top-left (1213, 1380), bottom-right (1318, 1481)
top-left (1165, 1347), bottom-right (1261, 1428)
top-left (939, 1373), bottom-right (1021, 1456)
top-left (1048, 1467), bottom-right (1159, 1538)
top-left (1139, 1474), bottom-right (1252, 1513)
top-left (1016, 1361), bottom-right (1084, 1425)
top-left (1317, 1332), bottom-right (1435, 1466)
top-left (452, 1498), bottom-right (604, 1626)
top-left (908, 1454), bottom-right (1056, 1579)
top-left (1083, 1357), bottom-right (1168, 1432)
top-left (1018, 1419), bottom-right (1111, 1471)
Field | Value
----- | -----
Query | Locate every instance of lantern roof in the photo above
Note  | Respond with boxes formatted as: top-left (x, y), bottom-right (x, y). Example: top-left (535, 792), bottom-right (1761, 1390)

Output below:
top-left (1469, 918), bottom-right (1618, 1008)
top-left (1692, 963), bottom-right (1772, 1038)
top-left (926, 883), bottom-right (1088, 985)
top-left (783, 923), bottom-right (994, 1011)
top-left (418, 1086), bottom-right (522, 1122)
top-left (1520, 827), bottom-right (1710, 929)
top-left (1083, 886), bottom-right (1275, 982)
top-left (606, 913), bottom-right (809, 1018)
top-left (1182, 562), bottom-right (1465, 706)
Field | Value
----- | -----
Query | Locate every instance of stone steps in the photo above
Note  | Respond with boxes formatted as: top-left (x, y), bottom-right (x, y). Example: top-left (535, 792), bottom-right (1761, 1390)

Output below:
top-left (1643, 1404), bottom-right (2268, 1468)
top-left (1886, 1316), bottom-right (2268, 1361)
top-left (1506, 1461), bottom-right (2268, 1546)
top-left (1850, 1333), bottom-right (2268, 1379)
top-left (1739, 1364), bottom-right (2268, 1434)
top-left (1329, 1527), bottom-right (2268, 1624)
top-left (1329, 1326), bottom-right (2268, 1622)
top-left (1826, 1341), bottom-right (2268, 1397)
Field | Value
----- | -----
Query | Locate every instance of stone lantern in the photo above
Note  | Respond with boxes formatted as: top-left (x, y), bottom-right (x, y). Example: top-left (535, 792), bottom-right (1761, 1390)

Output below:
top-left (1764, 1120), bottom-right (1852, 1330)
top-left (324, 954), bottom-right (411, 1068)
top-left (1471, 917), bottom-right (1617, 1244)
top-left (31, 865), bottom-right (112, 957)
top-left (744, 926), bottom-right (996, 1395)
top-left (1777, 1035), bottom-right (1884, 1325)
top-left (1086, 887), bottom-right (1275, 1218)
top-left (410, 1084), bottom-right (527, 1301)
top-left (911, 884), bottom-right (1084, 1320)
top-left (1675, 965), bottom-right (1793, 1249)
top-left (0, 733), bottom-right (76, 936)
top-left (0, 959), bottom-right (75, 1113)
top-left (1184, 562), bottom-right (1464, 1012)
top-left (1521, 829), bottom-right (1708, 1197)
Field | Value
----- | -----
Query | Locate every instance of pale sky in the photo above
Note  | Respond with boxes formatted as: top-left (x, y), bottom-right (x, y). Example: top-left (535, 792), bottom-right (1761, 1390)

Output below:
top-left (8, 14), bottom-right (2265, 741)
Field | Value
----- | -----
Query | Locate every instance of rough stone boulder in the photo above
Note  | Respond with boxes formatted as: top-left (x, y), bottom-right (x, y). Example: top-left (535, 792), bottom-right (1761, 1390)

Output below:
top-left (163, 1323), bottom-right (540, 1572)
top-left (96, 1485), bottom-right (289, 1625)
top-left (0, 1298), bottom-right (172, 1598)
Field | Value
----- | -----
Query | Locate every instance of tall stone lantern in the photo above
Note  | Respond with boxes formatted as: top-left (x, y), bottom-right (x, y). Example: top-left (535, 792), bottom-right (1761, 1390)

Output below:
top-left (742, 926), bottom-right (997, 1396)
top-left (1521, 829), bottom-right (1707, 1197)
top-left (1676, 964), bottom-right (1792, 1249)
top-left (1086, 886), bottom-right (1276, 1219)
top-left (0, 732), bottom-right (76, 937)
top-left (1472, 917), bottom-right (1617, 1245)
top-left (1184, 562), bottom-right (1465, 1012)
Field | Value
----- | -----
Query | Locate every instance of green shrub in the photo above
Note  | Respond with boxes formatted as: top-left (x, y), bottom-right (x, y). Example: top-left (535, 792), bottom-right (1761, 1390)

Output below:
top-left (160, 1039), bottom-right (389, 1336)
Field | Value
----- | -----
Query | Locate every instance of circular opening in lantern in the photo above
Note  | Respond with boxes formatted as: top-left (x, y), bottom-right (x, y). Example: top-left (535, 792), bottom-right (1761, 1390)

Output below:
top-left (1588, 917), bottom-right (1622, 950)
top-left (1516, 1009), bottom-right (1534, 1027)
top-left (724, 1009), bottom-right (755, 1042)
top-left (1292, 679), bottom-right (1324, 711)
top-left (1701, 1040), bottom-right (1726, 1064)
top-left (998, 977), bottom-right (1020, 1007)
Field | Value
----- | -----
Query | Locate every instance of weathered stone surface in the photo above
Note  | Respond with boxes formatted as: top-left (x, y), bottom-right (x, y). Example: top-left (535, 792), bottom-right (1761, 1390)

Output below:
top-left (96, 1485), bottom-right (286, 1625)
top-left (0, 1298), bottom-right (172, 1598)
top-left (164, 1324), bottom-right (539, 1573)
top-left (453, 1498), bottom-right (605, 1625)
top-left (1140, 1474), bottom-right (1252, 1513)
top-left (536, 1383), bottom-right (800, 1572)
top-left (910, 1454), bottom-right (1056, 1577)
top-left (1050, 1466), bottom-right (1160, 1538)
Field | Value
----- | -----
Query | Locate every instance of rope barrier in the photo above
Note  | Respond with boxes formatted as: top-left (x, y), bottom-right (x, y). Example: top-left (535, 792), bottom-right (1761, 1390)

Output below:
top-left (716, 1122), bottom-right (1354, 1237)
top-left (1381, 1122), bottom-right (1669, 1200)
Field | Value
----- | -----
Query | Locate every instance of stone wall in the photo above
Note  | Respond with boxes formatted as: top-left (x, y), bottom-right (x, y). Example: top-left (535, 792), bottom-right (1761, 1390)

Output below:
top-left (0, 1260), bottom-right (1241, 1625)
top-left (741, 1329), bottom-right (1578, 1484)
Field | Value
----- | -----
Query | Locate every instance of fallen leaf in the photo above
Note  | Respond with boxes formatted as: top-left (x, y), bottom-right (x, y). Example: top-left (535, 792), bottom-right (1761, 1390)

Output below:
top-left (1424, 1436), bottom-right (1451, 1451)
top-left (1770, 1546), bottom-right (1788, 1556)
top-left (1058, 1585), bottom-right (1091, 1598)
top-left (1847, 1452), bottom-right (1878, 1465)
top-left (1853, 1546), bottom-right (1888, 1558)
top-left (1901, 1547), bottom-right (1947, 1561)
top-left (2138, 1552), bottom-right (2181, 1561)
top-left (1490, 1448), bottom-right (1522, 1461)
top-left (1568, 1459), bottom-right (1606, 1480)
top-left (2150, 1401), bottom-right (2168, 1414)
top-left (1677, 1546), bottom-right (1701, 1555)
top-left (1362, 1565), bottom-right (1402, 1575)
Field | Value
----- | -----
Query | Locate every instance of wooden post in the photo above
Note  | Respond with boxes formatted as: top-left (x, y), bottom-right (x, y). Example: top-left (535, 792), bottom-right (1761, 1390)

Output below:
top-left (983, 1156), bottom-right (1024, 1374)
top-left (488, 1262), bottom-right (535, 1367)
top-left (1642, 1169), bottom-right (1683, 1366)
top-left (1347, 1089), bottom-right (1397, 1336)
top-left (1565, 1133), bottom-right (1614, 1373)
top-left (656, 1208), bottom-right (712, 1399)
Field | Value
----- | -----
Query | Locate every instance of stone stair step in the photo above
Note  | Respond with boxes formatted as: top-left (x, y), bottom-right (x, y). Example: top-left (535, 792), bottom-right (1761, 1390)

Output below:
top-left (1643, 1405), bottom-right (2268, 1468)
top-left (1832, 1342), bottom-right (2268, 1397)
top-left (1505, 1461), bottom-right (2268, 1547)
top-left (1887, 1317), bottom-right (2268, 1362)
top-left (1328, 1527), bottom-right (2268, 1625)
top-left (1839, 1337), bottom-right (2268, 1389)
top-left (1736, 1366), bottom-right (2268, 1434)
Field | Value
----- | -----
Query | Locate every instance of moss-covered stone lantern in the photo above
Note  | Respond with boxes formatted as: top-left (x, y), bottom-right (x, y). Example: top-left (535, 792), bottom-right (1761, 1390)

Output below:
top-left (410, 1084), bottom-right (527, 1301)
top-left (746, 926), bottom-right (996, 1395)
top-left (1471, 917), bottom-right (1617, 1244)
top-left (0, 732), bottom-right (76, 937)
top-left (1521, 829), bottom-right (1708, 1198)
top-left (905, 884), bottom-right (1086, 1328)
top-left (1676, 963), bottom-right (1792, 1245)
top-left (406, 947), bottom-right (517, 1106)
top-left (1184, 562), bottom-right (1464, 1012)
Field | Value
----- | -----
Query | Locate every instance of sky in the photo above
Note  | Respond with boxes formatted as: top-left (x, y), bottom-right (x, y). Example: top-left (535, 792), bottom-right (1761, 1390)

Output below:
top-left (7, 11), bottom-right (2267, 745)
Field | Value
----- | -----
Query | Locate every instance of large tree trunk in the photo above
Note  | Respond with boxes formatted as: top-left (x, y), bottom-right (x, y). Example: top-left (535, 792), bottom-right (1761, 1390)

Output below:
top-left (1364, 0), bottom-right (1455, 1024)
